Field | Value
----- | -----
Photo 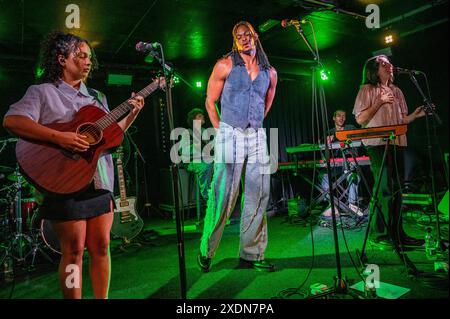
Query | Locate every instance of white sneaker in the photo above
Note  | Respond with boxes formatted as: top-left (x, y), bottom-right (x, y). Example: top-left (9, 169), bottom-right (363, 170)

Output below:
top-left (349, 203), bottom-right (363, 217)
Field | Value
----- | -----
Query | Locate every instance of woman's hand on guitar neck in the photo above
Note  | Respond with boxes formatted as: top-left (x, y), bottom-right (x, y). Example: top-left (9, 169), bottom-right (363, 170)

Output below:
top-left (127, 92), bottom-right (145, 117)
top-left (55, 131), bottom-right (90, 152)
top-left (118, 92), bottom-right (145, 132)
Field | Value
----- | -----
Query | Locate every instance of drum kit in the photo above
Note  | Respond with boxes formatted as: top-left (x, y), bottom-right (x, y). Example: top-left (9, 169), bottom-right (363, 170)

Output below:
top-left (1, 138), bottom-right (59, 278)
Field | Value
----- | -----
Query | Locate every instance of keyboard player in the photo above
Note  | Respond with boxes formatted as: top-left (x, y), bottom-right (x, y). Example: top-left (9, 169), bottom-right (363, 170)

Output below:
top-left (319, 109), bottom-right (363, 218)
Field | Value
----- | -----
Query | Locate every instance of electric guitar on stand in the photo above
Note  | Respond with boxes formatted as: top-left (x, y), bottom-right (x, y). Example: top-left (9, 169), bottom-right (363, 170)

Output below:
top-left (111, 146), bottom-right (143, 241)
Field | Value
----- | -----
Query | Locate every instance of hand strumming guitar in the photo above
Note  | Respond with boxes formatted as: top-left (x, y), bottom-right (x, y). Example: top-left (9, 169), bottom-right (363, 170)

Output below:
top-left (55, 131), bottom-right (90, 152)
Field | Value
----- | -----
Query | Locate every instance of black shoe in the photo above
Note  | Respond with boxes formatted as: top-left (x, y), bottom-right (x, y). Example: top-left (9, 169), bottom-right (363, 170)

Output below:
top-left (197, 253), bottom-right (211, 273)
top-left (239, 258), bottom-right (275, 272)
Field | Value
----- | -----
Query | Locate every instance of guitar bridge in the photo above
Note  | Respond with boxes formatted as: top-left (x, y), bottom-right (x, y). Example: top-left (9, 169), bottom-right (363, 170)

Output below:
top-left (61, 149), bottom-right (81, 161)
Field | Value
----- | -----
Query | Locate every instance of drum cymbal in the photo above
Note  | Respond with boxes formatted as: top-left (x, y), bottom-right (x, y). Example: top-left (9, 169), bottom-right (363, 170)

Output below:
top-left (0, 166), bottom-right (13, 173)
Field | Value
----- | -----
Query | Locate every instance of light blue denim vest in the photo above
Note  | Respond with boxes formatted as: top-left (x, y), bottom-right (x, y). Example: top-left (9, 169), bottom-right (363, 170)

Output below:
top-left (220, 52), bottom-right (270, 129)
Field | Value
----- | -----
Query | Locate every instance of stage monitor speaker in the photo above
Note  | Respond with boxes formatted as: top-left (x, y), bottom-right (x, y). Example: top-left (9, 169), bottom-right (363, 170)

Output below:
top-left (438, 190), bottom-right (449, 220)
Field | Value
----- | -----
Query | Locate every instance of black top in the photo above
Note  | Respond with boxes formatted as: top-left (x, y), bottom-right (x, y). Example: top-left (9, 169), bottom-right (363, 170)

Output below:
top-left (328, 124), bottom-right (356, 144)
top-left (327, 124), bottom-right (359, 158)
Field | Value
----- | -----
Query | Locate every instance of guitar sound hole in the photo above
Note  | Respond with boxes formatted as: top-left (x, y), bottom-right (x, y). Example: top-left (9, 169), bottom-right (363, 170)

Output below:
top-left (77, 123), bottom-right (103, 145)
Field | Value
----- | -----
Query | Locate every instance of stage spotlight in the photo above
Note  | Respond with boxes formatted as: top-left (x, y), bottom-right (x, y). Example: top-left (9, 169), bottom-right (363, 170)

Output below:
top-left (195, 81), bottom-right (202, 88)
top-left (258, 19), bottom-right (279, 33)
top-left (319, 69), bottom-right (330, 81)
top-left (384, 34), bottom-right (394, 44)
top-left (144, 54), bottom-right (154, 63)
top-left (173, 75), bottom-right (180, 84)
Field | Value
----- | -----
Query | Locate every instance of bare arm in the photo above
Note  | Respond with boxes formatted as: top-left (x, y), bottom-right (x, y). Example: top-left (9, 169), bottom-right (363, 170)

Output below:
top-left (3, 115), bottom-right (89, 152)
top-left (264, 67), bottom-right (278, 117)
top-left (355, 102), bottom-right (383, 126)
top-left (205, 58), bottom-right (231, 129)
top-left (4, 92), bottom-right (144, 152)
top-left (404, 106), bottom-right (427, 124)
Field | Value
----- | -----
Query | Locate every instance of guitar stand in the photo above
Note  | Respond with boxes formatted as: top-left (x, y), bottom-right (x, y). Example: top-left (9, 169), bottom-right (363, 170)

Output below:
top-left (137, 229), bottom-right (160, 246)
top-left (115, 237), bottom-right (143, 253)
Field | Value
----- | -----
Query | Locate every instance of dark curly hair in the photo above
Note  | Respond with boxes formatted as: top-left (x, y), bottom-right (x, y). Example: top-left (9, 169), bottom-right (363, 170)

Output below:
top-left (361, 54), bottom-right (392, 86)
top-left (186, 108), bottom-right (205, 128)
top-left (37, 31), bottom-right (98, 83)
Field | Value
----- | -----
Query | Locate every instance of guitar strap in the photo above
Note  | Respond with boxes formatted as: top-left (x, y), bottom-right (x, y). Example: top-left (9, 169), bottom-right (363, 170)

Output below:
top-left (86, 87), bottom-right (109, 112)
top-left (86, 87), bottom-right (117, 156)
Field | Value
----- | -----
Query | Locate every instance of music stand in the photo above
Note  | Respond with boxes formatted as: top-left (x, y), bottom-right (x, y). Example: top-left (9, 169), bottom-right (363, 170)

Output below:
top-left (336, 125), bottom-right (419, 274)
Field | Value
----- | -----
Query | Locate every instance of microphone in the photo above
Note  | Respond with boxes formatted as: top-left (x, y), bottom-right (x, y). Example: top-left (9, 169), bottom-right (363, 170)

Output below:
top-left (394, 67), bottom-right (421, 75)
top-left (135, 41), bottom-right (160, 53)
top-left (281, 19), bottom-right (307, 28)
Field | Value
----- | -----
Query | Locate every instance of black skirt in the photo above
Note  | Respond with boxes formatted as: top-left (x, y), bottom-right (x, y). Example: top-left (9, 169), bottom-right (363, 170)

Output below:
top-left (39, 184), bottom-right (114, 221)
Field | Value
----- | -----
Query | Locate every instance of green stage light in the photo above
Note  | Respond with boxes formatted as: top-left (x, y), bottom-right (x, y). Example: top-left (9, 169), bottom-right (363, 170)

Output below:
top-left (195, 81), bottom-right (202, 88)
top-left (258, 19), bottom-right (279, 33)
top-left (320, 69), bottom-right (330, 81)
top-left (144, 54), bottom-right (154, 64)
top-left (107, 73), bottom-right (133, 86)
top-left (173, 75), bottom-right (180, 84)
top-left (35, 67), bottom-right (44, 79)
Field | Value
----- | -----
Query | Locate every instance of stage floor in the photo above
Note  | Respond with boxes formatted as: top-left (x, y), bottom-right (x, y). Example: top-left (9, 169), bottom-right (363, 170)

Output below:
top-left (0, 209), bottom-right (448, 300)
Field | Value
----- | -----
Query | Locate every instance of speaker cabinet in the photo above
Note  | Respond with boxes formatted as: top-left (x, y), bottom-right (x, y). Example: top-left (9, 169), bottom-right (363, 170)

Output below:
top-left (158, 167), bottom-right (197, 214)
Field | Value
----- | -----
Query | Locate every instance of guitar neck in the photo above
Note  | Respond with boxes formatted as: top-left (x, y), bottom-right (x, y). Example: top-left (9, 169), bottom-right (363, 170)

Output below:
top-left (95, 80), bottom-right (160, 130)
top-left (116, 158), bottom-right (128, 203)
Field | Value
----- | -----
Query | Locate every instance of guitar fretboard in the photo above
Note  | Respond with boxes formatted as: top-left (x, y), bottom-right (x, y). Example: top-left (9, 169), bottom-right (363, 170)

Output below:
top-left (96, 80), bottom-right (161, 130)
top-left (116, 156), bottom-right (128, 203)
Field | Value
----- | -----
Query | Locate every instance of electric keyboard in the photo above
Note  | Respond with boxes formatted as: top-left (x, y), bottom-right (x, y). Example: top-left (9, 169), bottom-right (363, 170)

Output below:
top-left (286, 141), bottom-right (363, 154)
top-left (277, 155), bottom-right (371, 171)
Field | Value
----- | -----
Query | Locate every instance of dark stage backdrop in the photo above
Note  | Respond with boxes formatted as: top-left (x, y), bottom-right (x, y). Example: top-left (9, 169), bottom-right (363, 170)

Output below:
top-left (1, 22), bottom-right (448, 213)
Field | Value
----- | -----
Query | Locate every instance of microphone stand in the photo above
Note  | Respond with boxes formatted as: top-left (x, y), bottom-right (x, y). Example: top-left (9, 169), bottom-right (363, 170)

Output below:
top-left (146, 48), bottom-right (205, 99)
top-left (291, 22), bottom-right (355, 297)
top-left (125, 131), bottom-right (152, 216)
top-left (407, 72), bottom-right (446, 252)
top-left (147, 46), bottom-right (187, 299)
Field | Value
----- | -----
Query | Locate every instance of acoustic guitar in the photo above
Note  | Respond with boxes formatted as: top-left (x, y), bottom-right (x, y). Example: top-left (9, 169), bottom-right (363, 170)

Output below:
top-left (15, 78), bottom-right (164, 195)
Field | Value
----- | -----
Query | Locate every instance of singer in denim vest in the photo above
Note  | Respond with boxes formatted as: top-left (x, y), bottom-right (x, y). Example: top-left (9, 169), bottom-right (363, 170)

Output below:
top-left (197, 21), bottom-right (278, 272)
